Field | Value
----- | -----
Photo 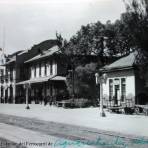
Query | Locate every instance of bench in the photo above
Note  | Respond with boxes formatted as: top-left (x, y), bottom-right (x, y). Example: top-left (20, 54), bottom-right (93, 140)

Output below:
top-left (107, 106), bottom-right (125, 113)
top-left (56, 100), bottom-right (75, 108)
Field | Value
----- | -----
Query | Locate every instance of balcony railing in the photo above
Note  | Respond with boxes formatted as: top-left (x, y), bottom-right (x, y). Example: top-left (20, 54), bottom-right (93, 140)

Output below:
top-left (0, 74), bottom-right (13, 83)
top-left (0, 77), bottom-right (4, 83)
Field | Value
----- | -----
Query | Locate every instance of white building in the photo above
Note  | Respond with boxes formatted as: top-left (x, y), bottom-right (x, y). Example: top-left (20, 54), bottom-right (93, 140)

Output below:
top-left (101, 52), bottom-right (148, 106)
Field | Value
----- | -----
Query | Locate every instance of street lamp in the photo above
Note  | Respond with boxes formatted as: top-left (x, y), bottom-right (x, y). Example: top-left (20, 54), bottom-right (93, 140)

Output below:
top-left (95, 73), bottom-right (107, 117)
top-left (95, 73), bottom-right (99, 85)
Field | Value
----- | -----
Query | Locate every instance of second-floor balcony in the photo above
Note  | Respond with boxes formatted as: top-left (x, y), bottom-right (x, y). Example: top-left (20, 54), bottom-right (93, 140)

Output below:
top-left (0, 74), bottom-right (13, 84)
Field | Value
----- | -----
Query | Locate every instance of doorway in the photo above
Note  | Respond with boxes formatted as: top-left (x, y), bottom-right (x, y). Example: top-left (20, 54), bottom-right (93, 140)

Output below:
top-left (114, 85), bottom-right (120, 105)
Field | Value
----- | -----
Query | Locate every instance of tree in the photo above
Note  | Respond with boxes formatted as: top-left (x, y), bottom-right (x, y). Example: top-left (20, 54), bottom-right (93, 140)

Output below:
top-left (103, 20), bottom-right (132, 56)
top-left (120, 0), bottom-right (148, 84)
top-left (66, 63), bottom-right (98, 102)
top-left (56, 22), bottom-right (129, 101)
top-left (123, 0), bottom-right (148, 64)
top-left (61, 22), bottom-right (107, 58)
top-left (59, 20), bottom-right (133, 63)
top-left (56, 1), bottom-right (147, 100)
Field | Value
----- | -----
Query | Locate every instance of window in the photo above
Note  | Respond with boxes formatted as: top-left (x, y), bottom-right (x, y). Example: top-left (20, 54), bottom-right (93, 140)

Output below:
top-left (109, 79), bottom-right (113, 100)
top-left (44, 62), bottom-right (47, 76)
top-left (6, 69), bottom-right (8, 75)
top-left (50, 61), bottom-right (53, 75)
top-left (0, 70), bottom-right (3, 76)
top-left (5, 69), bottom-right (8, 83)
top-left (39, 63), bottom-right (41, 76)
top-left (0, 70), bottom-right (3, 83)
top-left (114, 78), bottom-right (120, 85)
top-left (31, 66), bottom-right (33, 78)
top-left (121, 78), bottom-right (126, 101)
top-left (10, 68), bottom-right (13, 81)
top-left (1, 87), bottom-right (3, 97)
top-left (34, 65), bottom-right (36, 77)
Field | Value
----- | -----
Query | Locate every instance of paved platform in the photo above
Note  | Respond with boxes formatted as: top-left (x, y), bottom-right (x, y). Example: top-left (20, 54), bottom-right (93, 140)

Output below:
top-left (0, 123), bottom-right (95, 148)
top-left (0, 104), bottom-right (148, 138)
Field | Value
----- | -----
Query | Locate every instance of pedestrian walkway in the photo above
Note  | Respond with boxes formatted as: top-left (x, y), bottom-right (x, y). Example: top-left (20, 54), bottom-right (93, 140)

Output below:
top-left (0, 104), bottom-right (148, 138)
top-left (0, 123), bottom-right (96, 148)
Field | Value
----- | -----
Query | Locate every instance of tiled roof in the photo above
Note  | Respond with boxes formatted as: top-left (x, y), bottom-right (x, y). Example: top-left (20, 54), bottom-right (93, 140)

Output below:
top-left (17, 49), bottom-right (29, 55)
top-left (25, 45), bottom-right (61, 63)
top-left (102, 52), bottom-right (137, 71)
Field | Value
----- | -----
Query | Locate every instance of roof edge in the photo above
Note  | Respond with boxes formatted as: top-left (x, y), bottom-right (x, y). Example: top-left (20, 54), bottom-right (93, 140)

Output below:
top-left (100, 66), bottom-right (134, 73)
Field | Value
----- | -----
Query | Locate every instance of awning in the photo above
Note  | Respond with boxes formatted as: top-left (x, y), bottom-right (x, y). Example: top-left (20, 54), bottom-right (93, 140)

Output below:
top-left (50, 76), bottom-right (66, 81)
top-left (2, 59), bottom-right (16, 66)
top-left (16, 80), bottom-right (30, 85)
top-left (16, 75), bottom-right (54, 85)
top-left (16, 75), bottom-right (66, 85)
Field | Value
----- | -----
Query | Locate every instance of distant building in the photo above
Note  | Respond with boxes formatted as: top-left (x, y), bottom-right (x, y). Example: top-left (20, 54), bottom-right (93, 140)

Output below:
top-left (0, 49), bottom-right (6, 103)
top-left (0, 65), bottom-right (5, 103)
top-left (101, 52), bottom-right (148, 105)
top-left (0, 39), bottom-right (110, 105)
top-left (16, 45), bottom-right (67, 104)
top-left (0, 40), bottom-right (62, 104)
top-left (0, 50), bottom-right (24, 103)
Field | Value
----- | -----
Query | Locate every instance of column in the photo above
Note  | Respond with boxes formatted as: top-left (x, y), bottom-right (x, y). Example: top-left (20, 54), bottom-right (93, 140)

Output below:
top-left (25, 83), bottom-right (30, 109)
top-left (8, 87), bottom-right (10, 103)
top-left (1, 87), bottom-right (3, 103)
top-left (113, 79), bottom-right (115, 106)
top-left (100, 79), bottom-right (105, 117)
top-left (13, 85), bottom-right (16, 104)
top-left (119, 78), bottom-right (122, 106)
top-left (13, 68), bottom-right (16, 104)
top-left (3, 87), bottom-right (5, 103)
top-left (0, 86), bottom-right (1, 103)
top-left (26, 87), bottom-right (28, 105)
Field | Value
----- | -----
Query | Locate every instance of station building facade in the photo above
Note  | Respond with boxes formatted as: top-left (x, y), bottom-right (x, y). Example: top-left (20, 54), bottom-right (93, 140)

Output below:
top-left (0, 40), bottom-right (68, 104)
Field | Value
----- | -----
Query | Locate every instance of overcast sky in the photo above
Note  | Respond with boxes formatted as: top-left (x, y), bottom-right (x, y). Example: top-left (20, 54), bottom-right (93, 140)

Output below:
top-left (0, 0), bottom-right (126, 54)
